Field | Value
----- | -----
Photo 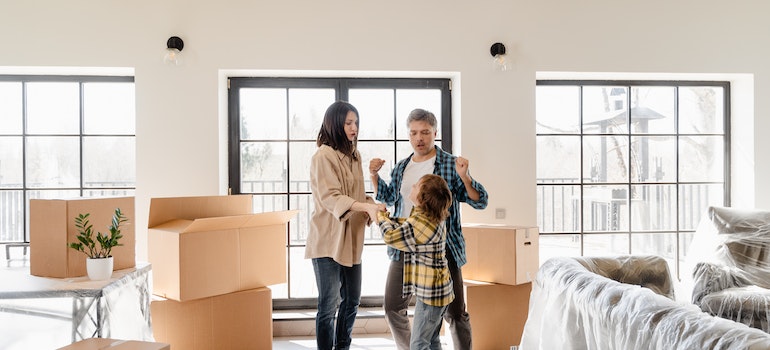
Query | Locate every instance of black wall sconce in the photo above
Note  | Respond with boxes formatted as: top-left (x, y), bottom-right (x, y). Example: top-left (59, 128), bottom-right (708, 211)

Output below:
top-left (490, 42), bottom-right (510, 71)
top-left (164, 36), bottom-right (184, 65)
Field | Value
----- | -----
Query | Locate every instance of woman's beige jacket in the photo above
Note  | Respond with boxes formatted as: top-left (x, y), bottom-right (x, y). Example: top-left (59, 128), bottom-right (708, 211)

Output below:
top-left (305, 144), bottom-right (372, 267)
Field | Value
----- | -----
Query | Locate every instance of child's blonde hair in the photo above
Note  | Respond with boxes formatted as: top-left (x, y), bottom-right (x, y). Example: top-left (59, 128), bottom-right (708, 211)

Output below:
top-left (416, 174), bottom-right (452, 224)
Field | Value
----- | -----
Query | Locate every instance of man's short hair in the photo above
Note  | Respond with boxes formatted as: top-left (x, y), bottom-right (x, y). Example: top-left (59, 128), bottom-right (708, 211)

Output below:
top-left (406, 108), bottom-right (437, 131)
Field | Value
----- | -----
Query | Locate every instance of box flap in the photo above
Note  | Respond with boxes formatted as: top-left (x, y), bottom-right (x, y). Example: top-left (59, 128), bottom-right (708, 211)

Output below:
top-left (181, 210), bottom-right (299, 233)
top-left (151, 219), bottom-right (193, 232)
top-left (463, 279), bottom-right (494, 287)
top-left (148, 195), bottom-right (253, 228)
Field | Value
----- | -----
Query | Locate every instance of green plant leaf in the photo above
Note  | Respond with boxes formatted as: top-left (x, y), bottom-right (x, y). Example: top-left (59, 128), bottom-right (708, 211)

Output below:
top-left (70, 207), bottom-right (128, 259)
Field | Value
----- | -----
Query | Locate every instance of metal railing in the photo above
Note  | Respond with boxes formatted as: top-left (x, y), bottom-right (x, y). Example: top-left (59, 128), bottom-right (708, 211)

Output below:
top-left (537, 180), bottom-right (715, 233)
top-left (0, 191), bottom-right (24, 242)
top-left (0, 185), bottom-right (135, 243)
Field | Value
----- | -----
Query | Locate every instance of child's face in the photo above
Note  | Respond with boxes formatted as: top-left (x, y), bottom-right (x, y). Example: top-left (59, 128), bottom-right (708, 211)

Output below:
top-left (409, 181), bottom-right (422, 207)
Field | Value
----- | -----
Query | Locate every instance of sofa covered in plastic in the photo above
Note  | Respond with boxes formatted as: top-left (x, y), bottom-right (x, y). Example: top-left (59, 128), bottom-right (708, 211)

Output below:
top-left (520, 255), bottom-right (770, 350)
top-left (688, 206), bottom-right (770, 333)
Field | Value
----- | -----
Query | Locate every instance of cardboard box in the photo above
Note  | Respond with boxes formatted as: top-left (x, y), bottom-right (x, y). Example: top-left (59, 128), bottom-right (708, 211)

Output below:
top-left (462, 224), bottom-right (539, 285)
top-left (152, 287), bottom-right (272, 350)
top-left (465, 280), bottom-right (531, 349)
top-left (148, 195), bottom-right (297, 301)
top-left (30, 197), bottom-right (136, 278)
top-left (57, 338), bottom-right (169, 350)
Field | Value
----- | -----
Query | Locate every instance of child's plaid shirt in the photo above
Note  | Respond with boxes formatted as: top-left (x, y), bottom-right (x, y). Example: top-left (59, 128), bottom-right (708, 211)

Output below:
top-left (378, 208), bottom-right (455, 307)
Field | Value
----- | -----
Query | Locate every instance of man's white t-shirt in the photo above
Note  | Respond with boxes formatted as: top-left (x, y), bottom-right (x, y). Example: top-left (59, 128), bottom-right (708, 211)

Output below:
top-left (398, 156), bottom-right (436, 218)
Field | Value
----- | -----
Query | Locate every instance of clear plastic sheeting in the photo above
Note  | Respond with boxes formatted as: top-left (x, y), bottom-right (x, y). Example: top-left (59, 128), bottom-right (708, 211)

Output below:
top-left (0, 262), bottom-right (154, 350)
top-left (520, 256), bottom-right (770, 350)
top-left (685, 206), bottom-right (770, 333)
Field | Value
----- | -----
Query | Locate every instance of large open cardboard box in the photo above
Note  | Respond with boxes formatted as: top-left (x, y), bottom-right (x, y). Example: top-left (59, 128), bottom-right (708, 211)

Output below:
top-left (151, 287), bottom-right (272, 350)
top-left (57, 338), bottom-right (169, 350)
top-left (148, 195), bottom-right (297, 301)
top-left (462, 224), bottom-right (539, 286)
top-left (30, 197), bottom-right (136, 278)
top-left (465, 280), bottom-right (531, 349)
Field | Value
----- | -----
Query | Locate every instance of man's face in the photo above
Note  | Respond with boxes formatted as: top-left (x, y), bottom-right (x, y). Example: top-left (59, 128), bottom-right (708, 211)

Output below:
top-left (409, 120), bottom-right (436, 157)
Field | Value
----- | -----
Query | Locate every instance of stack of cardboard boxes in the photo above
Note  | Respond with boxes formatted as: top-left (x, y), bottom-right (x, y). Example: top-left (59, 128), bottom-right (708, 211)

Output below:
top-left (461, 224), bottom-right (540, 349)
top-left (30, 197), bottom-right (170, 349)
top-left (147, 195), bottom-right (297, 350)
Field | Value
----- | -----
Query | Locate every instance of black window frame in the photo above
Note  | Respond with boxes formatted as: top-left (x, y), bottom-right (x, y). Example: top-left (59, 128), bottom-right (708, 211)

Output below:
top-left (227, 77), bottom-right (452, 308)
top-left (535, 79), bottom-right (731, 280)
top-left (0, 74), bottom-right (136, 244)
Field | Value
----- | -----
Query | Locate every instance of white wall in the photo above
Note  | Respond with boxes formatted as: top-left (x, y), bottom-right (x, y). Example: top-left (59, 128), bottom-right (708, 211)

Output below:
top-left (2, 1), bottom-right (769, 261)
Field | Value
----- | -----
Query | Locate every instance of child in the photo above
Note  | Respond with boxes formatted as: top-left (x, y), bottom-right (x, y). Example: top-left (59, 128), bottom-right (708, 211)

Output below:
top-left (375, 173), bottom-right (454, 350)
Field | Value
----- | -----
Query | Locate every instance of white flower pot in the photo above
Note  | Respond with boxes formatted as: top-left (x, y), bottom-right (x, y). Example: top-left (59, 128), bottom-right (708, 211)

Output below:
top-left (86, 257), bottom-right (114, 281)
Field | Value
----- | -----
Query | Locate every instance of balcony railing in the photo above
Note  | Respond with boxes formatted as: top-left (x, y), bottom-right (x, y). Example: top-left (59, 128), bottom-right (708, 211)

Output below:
top-left (537, 180), bottom-right (715, 234)
top-left (0, 191), bottom-right (24, 242)
top-left (0, 184), bottom-right (135, 243)
top-left (2, 179), bottom-right (715, 244)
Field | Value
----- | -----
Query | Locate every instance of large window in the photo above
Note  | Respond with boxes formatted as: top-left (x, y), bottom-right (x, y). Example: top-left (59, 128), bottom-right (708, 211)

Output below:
top-left (0, 75), bottom-right (136, 243)
top-left (228, 77), bottom-right (451, 307)
top-left (536, 80), bottom-right (729, 280)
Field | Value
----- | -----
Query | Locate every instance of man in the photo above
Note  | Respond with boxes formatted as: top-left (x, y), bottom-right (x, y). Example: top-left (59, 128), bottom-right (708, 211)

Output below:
top-left (370, 108), bottom-right (489, 350)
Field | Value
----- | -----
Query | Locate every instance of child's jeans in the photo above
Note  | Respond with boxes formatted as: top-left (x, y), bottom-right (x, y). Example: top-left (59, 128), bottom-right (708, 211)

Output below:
top-left (411, 299), bottom-right (448, 350)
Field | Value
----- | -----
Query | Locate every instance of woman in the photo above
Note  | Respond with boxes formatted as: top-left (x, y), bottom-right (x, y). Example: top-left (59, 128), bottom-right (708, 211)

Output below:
top-left (305, 100), bottom-right (385, 350)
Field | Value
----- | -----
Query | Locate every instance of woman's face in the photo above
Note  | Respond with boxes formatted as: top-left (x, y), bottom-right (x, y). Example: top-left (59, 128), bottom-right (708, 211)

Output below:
top-left (344, 111), bottom-right (358, 142)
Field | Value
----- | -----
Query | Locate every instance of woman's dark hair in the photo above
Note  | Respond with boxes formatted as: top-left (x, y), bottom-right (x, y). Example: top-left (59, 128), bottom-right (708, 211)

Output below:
top-left (416, 174), bottom-right (452, 224)
top-left (317, 101), bottom-right (359, 159)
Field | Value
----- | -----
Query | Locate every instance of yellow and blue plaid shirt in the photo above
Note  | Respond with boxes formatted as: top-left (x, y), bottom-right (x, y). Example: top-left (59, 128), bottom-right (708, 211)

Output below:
top-left (378, 207), bottom-right (455, 307)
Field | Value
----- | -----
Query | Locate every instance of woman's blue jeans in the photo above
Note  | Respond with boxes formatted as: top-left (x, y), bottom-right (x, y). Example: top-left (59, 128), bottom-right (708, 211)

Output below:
top-left (312, 257), bottom-right (362, 350)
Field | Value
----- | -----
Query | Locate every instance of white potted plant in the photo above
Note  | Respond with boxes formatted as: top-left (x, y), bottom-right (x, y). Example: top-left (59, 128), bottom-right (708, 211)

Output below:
top-left (68, 208), bottom-right (127, 280)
